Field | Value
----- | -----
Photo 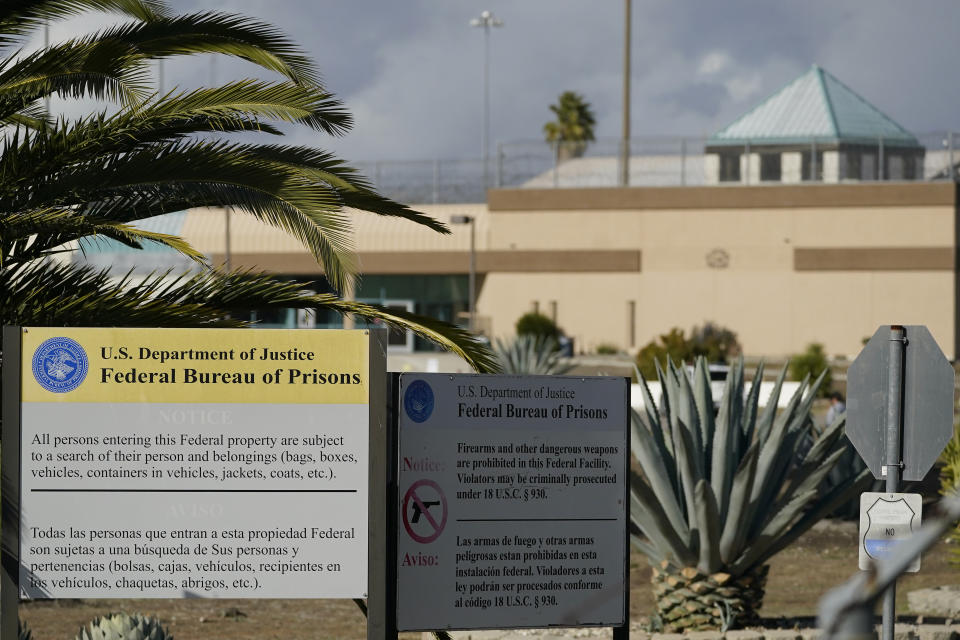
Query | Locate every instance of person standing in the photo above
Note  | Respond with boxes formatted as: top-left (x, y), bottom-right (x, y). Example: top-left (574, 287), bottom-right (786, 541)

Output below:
top-left (825, 391), bottom-right (846, 426)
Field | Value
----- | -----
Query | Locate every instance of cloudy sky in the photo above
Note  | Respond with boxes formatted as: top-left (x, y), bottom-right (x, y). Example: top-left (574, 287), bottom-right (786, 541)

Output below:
top-left (44, 1), bottom-right (960, 163)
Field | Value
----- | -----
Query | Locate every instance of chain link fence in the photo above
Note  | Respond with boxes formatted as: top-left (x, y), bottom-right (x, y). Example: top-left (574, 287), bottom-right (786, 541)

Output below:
top-left (355, 132), bottom-right (960, 205)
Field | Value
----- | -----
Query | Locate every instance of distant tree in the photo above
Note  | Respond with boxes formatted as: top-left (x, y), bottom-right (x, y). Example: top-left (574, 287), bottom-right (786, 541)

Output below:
top-left (790, 343), bottom-right (832, 397)
top-left (543, 91), bottom-right (595, 160)
top-left (689, 322), bottom-right (741, 362)
top-left (515, 312), bottom-right (561, 341)
top-left (635, 323), bottom-right (741, 381)
top-left (635, 327), bottom-right (691, 381)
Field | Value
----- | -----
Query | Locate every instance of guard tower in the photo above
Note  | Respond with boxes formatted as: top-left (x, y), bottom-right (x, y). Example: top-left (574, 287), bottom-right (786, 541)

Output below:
top-left (705, 65), bottom-right (925, 184)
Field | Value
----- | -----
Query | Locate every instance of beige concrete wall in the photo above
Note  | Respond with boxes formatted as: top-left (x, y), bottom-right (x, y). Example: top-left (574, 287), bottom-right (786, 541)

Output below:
top-left (481, 193), bottom-right (956, 358)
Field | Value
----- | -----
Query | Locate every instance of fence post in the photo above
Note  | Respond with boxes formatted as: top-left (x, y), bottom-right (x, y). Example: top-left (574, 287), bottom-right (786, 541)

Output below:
top-left (680, 138), bottom-right (687, 186)
top-left (878, 137), bottom-right (885, 181)
top-left (948, 132), bottom-right (955, 181)
top-left (811, 139), bottom-right (818, 182)
top-left (744, 141), bottom-right (750, 185)
top-left (553, 141), bottom-right (560, 188)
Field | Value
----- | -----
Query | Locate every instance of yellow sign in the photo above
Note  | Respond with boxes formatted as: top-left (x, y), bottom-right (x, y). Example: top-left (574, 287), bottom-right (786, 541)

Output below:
top-left (22, 327), bottom-right (369, 404)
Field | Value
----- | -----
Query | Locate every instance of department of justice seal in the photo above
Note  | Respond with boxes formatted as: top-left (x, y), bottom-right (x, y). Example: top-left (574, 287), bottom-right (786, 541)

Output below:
top-left (404, 379), bottom-right (434, 423)
top-left (32, 337), bottom-right (88, 393)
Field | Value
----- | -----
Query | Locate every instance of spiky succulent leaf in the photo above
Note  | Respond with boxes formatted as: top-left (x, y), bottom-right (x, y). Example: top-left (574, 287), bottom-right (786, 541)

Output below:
top-left (631, 356), bottom-right (863, 585)
top-left (75, 612), bottom-right (172, 640)
top-left (493, 335), bottom-right (571, 375)
top-left (18, 618), bottom-right (32, 640)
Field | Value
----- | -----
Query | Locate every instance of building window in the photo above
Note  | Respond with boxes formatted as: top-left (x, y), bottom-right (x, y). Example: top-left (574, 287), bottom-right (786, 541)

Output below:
top-left (904, 154), bottom-right (918, 180)
top-left (802, 150), bottom-right (823, 181)
top-left (861, 153), bottom-right (877, 181)
top-left (759, 153), bottom-right (781, 182)
top-left (844, 151), bottom-right (861, 181)
top-left (887, 154), bottom-right (904, 180)
top-left (719, 153), bottom-right (741, 182)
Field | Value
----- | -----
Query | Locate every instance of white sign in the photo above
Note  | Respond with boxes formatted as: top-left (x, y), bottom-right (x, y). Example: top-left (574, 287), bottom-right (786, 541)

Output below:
top-left (396, 374), bottom-right (628, 631)
top-left (16, 327), bottom-right (375, 599)
top-left (858, 492), bottom-right (922, 572)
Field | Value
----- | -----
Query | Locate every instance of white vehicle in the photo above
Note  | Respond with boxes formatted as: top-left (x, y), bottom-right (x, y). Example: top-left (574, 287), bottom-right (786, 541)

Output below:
top-left (685, 363), bottom-right (732, 404)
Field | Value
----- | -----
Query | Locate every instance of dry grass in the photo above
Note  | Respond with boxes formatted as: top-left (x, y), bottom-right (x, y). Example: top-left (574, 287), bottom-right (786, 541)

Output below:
top-left (21, 521), bottom-right (957, 639)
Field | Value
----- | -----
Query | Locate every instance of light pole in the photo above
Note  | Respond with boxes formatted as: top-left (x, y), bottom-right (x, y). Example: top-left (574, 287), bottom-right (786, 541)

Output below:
top-left (470, 10), bottom-right (503, 192)
top-left (620, 0), bottom-right (631, 187)
top-left (451, 215), bottom-right (476, 333)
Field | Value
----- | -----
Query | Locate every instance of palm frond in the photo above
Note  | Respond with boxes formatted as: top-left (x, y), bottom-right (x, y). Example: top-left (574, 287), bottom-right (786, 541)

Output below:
top-left (0, 260), bottom-right (497, 373)
top-left (88, 11), bottom-right (322, 88)
top-left (0, 0), bottom-right (167, 47)
top-left (0, 208), bottom-right (205, 266)
top-left (0, 9), bottom-right (329, 120)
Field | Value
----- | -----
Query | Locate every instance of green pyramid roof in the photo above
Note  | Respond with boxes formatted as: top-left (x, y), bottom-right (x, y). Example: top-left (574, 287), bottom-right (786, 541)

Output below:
top-left (709, 65), bottom-right (920, 148)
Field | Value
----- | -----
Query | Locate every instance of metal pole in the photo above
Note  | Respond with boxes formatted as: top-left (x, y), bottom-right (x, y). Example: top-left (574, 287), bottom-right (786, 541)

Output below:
top-left (812, 139), bottom-right (818, 182)
top-left (882, 325), bottom-right (906, 640)
top-left (366, 339), bottom-right (393, 640)
top-left (483, 22), bottom-right (490, 190)
top-left (619, 0), bottom-right (631, 187)
top-left (44, 21), bottom-right (50, 115)
top-left (469, 219), bottom-right (476, 332)
top-left (471, 12), bottom-right (502, 193)
top-left (553, 141), bottom-right (559, 188)
top-left (496, 142), bottom-right (503, 188)
top-left (680, 138), bottom-right (687, 186)
top-left (948, 132), bottom-right (954, 181)
top-left (224, 207), bottom-right (232, 272)
top-left (1, 328), bottom-right (23, 640)
top-left (432, 159), bottom-right (439, 204)
top-left (879, 138), bottom-right (885, 181)
top-left (744, 142), bottom-right (750, 185)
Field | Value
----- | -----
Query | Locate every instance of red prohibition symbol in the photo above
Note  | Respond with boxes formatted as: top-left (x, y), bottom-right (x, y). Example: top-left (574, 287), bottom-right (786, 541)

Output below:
top-left (403, 479), bottom-right (448, 544)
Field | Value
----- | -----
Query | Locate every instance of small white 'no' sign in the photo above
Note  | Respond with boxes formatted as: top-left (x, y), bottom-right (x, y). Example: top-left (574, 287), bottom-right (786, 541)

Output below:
top-left (858, 492), bottom-right (922, 572)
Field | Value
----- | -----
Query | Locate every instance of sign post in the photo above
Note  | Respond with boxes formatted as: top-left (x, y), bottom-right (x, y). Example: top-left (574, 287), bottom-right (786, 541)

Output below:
top-left (881, 325), bottom-right (905, 640)
top-left (846, 325), bottom-right (955, 640)
top-left (395, 373), bottom-right (629, 635)
top-left (2, 327), bottom-right (384, 614)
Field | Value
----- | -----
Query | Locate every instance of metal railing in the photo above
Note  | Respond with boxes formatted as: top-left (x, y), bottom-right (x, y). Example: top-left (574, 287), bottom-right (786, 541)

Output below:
top-left (353, 132), bottom-right (959, 205)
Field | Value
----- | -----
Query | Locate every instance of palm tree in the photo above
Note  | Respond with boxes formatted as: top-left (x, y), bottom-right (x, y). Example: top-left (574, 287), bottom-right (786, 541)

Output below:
top-left (542, 90), bottom-right (596, 160)
top-left (0, 0), bottom-right (495, 372)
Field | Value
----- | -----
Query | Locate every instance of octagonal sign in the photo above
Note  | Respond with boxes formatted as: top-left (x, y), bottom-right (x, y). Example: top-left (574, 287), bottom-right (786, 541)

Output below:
top-left (846, 325), bottom-right (954, 481)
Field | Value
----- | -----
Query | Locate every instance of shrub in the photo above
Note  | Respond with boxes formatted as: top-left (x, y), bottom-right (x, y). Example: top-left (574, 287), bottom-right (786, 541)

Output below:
top-left (941, 424), bottom-right (960, 565)
top-left (635, 323), bottom-right (741, 381)
top-left (790, 343), bottom-right (832, 396)
top-left (515, 312), bottom-right (561, 340)
top-left (595, 343), bottom-right (620, 355)
top-left (689, 322), bottom-right (741, 363)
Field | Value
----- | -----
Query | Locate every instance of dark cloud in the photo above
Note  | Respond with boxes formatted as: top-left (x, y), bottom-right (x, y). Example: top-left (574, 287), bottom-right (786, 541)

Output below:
top-left (657, 83), bottom-right (730, 119)
top-left (85, 1), bottom-right (960, 160)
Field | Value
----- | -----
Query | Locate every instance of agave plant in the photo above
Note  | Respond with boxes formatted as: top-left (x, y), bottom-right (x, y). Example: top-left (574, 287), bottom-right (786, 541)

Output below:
top-left (76, 612), bottom-right (171, 640)
top-left (630, 357), bottom-right (872, 631)
top-left (493, 335), bottom-right (573, 375)
top-left (18, 619), bottom-right (32, 640)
